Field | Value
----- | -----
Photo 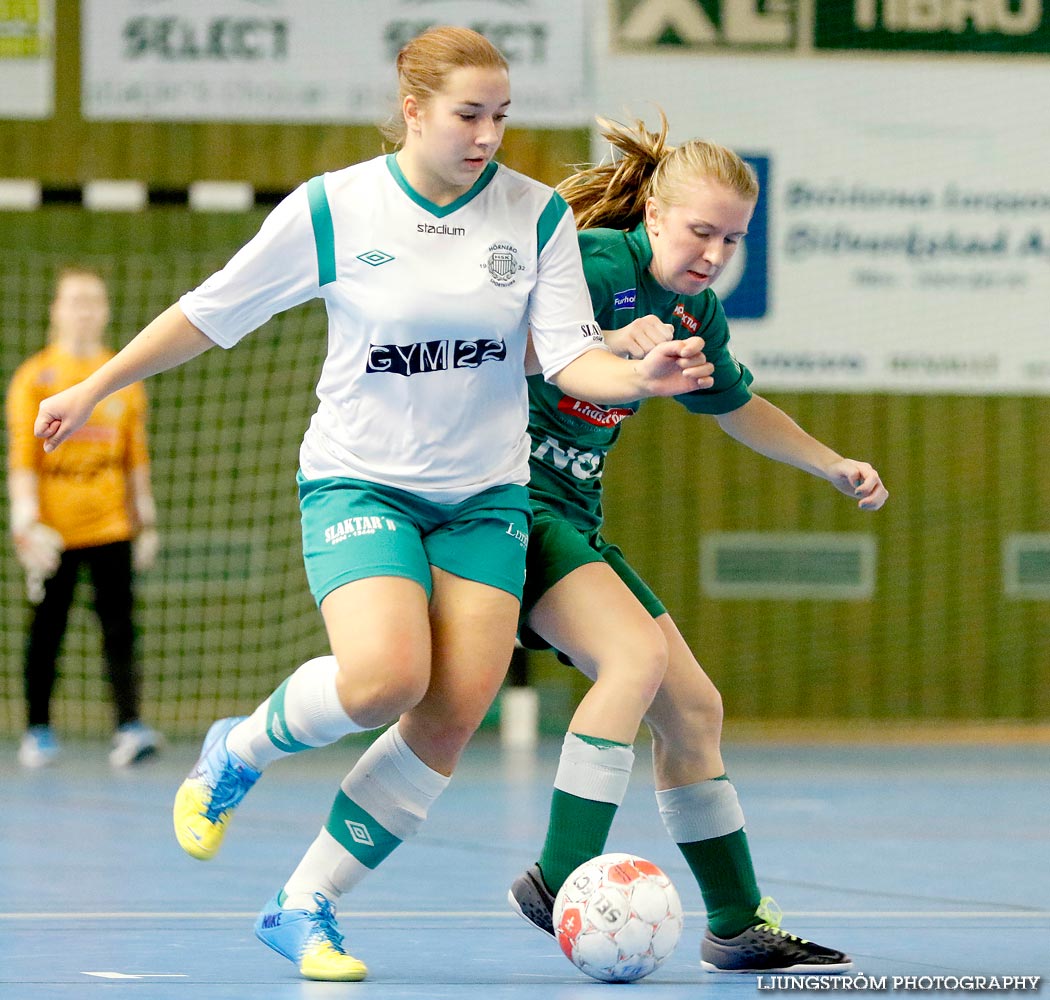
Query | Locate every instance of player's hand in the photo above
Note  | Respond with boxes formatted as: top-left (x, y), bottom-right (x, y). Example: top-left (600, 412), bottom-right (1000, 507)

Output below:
top-left (13, 522), bottom-right (64, 577)
top-left (34, 383), bottom-right (99, 452)
top-left (133, 527), bottom-right (161, 572)
top-left (604, 316), bottom-right (674, 360)
top-left (636, 336), bottom-right (714, 396)
top-left (827, 459), bottom-right (888, 510)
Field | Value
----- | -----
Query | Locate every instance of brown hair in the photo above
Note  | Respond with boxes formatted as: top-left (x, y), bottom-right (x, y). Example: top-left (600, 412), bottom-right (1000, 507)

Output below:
top-left (556, 111), bottom-right (759, 231)
top-left (379, 26), bottom-right (509, 145)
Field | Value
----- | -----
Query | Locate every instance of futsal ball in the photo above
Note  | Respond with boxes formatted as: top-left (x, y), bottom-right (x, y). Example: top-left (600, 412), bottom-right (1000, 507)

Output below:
top-left (553, 852), bottom-right (683, 983)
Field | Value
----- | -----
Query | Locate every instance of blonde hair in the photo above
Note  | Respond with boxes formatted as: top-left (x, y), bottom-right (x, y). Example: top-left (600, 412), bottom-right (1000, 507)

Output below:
top-left (379, 26), bottom-right (509, 145)
top-left (556, 111), bottom-right (759, 231)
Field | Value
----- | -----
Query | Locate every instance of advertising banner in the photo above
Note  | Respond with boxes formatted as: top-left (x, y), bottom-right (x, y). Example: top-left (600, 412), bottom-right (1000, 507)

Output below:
top-left (814, 0), bottom-right (1050, 53)
top-left (610, 0), bottom-right (1050, 55)
top-left (82, 0), bottom-right (590, 126)
top-left (0, 0), bottom-right (54, 118)
top-left (611, 0), bottom-right (799, 50)
top-left (595, 48), bottom-right (1050, 394)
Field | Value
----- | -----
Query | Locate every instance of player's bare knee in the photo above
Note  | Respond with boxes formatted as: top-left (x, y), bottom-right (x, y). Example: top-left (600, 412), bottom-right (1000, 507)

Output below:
top-left (399, 709), bottom-right (479, 768)
top-left (674, 686), bottom-right (724, 749)
top-left (622, 622), bottom-right (670, 698)
top-left (334, 657), bottom-right (429, 728)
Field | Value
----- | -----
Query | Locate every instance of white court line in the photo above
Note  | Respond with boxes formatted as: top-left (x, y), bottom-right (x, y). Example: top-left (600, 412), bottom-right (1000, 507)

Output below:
top-left (84, 973), bottom-right (187, 980)
top-left (2, 910), bottom-right (1048, 921)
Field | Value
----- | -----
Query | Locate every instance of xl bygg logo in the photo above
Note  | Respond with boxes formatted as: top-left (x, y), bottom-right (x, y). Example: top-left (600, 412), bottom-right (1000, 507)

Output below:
top-left (717, 155), bottom-right (769, 321)
top-left (613, 0), bottom-right (796, 49)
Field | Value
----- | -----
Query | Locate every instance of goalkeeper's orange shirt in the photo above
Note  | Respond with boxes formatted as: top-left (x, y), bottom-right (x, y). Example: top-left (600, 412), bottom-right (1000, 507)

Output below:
top-left (5, 343), bottom-right (150, 550)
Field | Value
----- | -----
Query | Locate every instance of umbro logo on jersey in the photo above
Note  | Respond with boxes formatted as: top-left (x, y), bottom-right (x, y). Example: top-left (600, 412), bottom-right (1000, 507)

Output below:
top-left (357, 249), bottom-right (394, 267)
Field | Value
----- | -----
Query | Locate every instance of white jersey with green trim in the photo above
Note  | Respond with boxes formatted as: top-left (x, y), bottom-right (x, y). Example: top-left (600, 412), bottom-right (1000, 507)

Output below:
top-left (179, 154), bottom-right (604, 503)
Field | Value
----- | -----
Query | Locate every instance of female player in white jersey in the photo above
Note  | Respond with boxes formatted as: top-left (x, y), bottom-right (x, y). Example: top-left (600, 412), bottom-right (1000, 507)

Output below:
top-left (34, 31), bottom-right (715, 982)
top-left (507, 114), bottom-right (888, 973)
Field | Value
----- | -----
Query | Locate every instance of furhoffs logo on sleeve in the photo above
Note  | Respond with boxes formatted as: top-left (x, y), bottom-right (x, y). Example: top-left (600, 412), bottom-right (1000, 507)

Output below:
top-left (482, 242), bottom-right (526, 287)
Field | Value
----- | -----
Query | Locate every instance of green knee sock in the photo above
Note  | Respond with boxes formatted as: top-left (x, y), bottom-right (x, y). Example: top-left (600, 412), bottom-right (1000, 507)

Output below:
top-left (536, 732), bottom-right (634, 893)
top-left (537, 788), bottom-right (618, 892)
top-left (678, 828), bottom-right (762, 938)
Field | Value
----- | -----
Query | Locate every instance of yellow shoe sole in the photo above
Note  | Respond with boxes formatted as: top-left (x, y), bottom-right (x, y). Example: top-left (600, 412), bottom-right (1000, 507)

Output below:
top-left (300, 942), bottom-right (368, 981)
top-left (172, 779), bottom-right (228, 860)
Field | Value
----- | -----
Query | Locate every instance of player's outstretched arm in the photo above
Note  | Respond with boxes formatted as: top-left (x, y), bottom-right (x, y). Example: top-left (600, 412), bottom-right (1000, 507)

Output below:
top-left (552, 336), bottom-right (713, 404)
top-left (715, 394), bottom-right (888, 511)
top-left (35, 305), bottom-right (215, 452)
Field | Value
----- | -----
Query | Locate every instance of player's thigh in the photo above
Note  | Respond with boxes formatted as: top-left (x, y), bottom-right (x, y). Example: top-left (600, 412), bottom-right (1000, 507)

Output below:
top-left (399, 567), bottom-right (520, 771)
top-left (528, 560), bottom-right (666, 683)
top-left (427, 566), bottom-right (520, 713)
top-left (402, 487), bottom-right (529, 760)
top-left (644, 614), bottom-right (724, 742)
top-left (303, 475), bottom-right (435, 680)
top-left (320, 575), bottom-right (432, 687)
top-left (85, 542), bottom-right (133, 622)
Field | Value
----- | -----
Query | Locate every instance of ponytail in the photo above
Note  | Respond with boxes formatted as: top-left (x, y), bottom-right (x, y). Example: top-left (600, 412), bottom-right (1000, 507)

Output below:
top-left (557, 110), bottom-right (759, 231)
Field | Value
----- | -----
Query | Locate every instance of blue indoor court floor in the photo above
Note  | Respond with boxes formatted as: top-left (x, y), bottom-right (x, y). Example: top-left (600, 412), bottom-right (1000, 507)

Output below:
top-left (2, 734), bottom-right (1048, 999)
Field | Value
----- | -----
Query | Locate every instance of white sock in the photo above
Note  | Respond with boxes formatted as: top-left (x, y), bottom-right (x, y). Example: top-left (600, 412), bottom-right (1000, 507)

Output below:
top-left (554, 731), bottom-right (634, 804)
top-left (656, 777), bottom-right (746, 842)
top-left (282, 723), bottom-right (450, 909)
top-left (226, 655), bottom-right (376, 771)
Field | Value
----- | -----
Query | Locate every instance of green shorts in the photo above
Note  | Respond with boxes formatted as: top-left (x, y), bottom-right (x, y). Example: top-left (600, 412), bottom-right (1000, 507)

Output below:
top-left (518, 509), bottom-right (666, 652)
top-left (298, 473), bottom-right (531, 606)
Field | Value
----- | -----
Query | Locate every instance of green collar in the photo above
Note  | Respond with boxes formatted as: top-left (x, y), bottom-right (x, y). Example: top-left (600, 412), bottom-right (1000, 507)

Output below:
top-left (624, 220), bottom-right (680, 311)
top-left (386, 154), bottom-right (498, 218)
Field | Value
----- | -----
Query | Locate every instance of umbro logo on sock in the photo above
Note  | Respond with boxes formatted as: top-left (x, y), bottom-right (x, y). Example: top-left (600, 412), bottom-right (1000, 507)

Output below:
top-left (345, 820), bottom-right (374, 847)
top-left (270, 712), bottom-right (294, 750)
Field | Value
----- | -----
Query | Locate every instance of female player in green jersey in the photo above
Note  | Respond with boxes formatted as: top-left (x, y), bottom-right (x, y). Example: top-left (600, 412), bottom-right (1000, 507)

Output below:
top-left (33, 37), bottom-right (715, 981)
top-left (509, 114), bottom-right (888, 974)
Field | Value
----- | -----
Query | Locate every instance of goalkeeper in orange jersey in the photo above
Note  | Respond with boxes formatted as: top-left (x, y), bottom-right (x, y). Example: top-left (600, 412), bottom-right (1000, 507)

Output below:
top-left (5, 266), bottom-right (162, 769)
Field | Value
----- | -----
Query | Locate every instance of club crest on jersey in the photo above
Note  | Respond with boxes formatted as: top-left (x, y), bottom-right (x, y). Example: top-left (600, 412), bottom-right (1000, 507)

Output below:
top-left (482, 242), bottom-right (526, 287)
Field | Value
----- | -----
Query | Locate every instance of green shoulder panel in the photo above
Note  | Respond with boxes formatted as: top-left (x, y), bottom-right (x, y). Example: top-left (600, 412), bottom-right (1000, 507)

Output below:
top-left (537, 191), bottom-right (570, 256)
top-left (306, 175), bottom-right (337, 287)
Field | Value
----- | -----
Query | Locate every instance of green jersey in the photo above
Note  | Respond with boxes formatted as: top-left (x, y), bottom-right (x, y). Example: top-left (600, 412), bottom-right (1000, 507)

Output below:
top-left (527, 221), bottom-right (754, 530)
